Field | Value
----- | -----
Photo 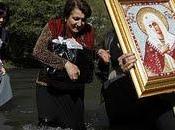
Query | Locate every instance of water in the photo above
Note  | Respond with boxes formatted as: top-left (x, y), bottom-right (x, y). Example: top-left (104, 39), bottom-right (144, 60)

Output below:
top-left (0, 69), bottom-right (109, 130)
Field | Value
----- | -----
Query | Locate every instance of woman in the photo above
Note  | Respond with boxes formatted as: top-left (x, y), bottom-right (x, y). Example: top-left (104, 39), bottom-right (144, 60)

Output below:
top-left (0, 2), bottom-right (9, 77)
top-left (0, 2), bottom-right (12, 107)
top-left (33, 0), bottom-right (110, 129)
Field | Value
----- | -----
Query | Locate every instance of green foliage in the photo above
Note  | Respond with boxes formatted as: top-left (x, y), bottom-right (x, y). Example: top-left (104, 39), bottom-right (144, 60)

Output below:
top-left (6, 0), bottom-right (64, 36)
top-left (87, 0), bottom-right (113, 46)
top-left (2, 0), bottom-right (65, 67)
top-left (2, 0), bottom-right (112, 67)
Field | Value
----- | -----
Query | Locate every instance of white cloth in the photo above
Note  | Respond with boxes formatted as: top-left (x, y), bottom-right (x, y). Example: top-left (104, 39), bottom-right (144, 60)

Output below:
top-left (0, 74), bottom-right (13, 106)
top-left (52, 36), bottom-right (83, 50)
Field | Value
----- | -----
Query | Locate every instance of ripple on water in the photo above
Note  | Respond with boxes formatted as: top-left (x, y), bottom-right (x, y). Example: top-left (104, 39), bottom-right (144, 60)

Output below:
top-left (23, 124), bottom-right (72, 130)
top-left (22, 124), bottom-right (96, 130)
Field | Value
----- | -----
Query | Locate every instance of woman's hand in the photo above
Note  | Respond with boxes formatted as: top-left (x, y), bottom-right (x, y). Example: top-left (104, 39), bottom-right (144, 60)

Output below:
top-left (65, 61), bottom-right (80, 80)
top-left (0, 67), bottom-right (6, 75)
top-left (97, 49), bottom-right (111, 63)
top-left (118, 53), bottom-right (136, 72)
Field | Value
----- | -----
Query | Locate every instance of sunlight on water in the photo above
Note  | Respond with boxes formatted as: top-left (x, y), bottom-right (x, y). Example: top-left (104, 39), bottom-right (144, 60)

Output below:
top-left (23, 124), bottom-right (72, 130)
top-left (22, 124), bottom-right (96, 130)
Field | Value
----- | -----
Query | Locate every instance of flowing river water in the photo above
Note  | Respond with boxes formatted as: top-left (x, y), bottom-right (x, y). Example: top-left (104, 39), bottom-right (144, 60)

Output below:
top-left (0, 69), bottom-right (109, 130)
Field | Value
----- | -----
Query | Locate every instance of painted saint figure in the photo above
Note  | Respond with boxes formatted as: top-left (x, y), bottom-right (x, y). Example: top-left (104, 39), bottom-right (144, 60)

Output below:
top-left (137, 7), bottom-right (175, 76)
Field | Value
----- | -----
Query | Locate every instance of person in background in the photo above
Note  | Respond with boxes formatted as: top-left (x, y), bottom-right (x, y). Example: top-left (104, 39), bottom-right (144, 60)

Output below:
top-left (97, 29), bottom-right (175, 130)
top-left (33, 0), bottom-right (110, 129)
top-left (0, 2), bottom-right (9, 76)
top-left (0, 2), bottom-right (13, 106)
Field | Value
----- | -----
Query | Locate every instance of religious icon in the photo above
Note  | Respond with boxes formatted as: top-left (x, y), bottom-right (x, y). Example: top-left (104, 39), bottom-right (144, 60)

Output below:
top-left (105, 0), bottom-right (175, 98)
top-left (137, 7), bottom-right (175, 76)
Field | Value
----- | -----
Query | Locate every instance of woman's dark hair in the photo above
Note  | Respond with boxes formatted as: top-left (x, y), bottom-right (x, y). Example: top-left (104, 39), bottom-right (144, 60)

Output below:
top-left (0, 2), bottom-right (9, 25)
top-left (63, 0), bottom-right (92, 19)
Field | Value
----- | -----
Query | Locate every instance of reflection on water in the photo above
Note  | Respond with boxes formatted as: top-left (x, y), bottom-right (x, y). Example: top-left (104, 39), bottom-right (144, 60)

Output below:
top-left (23, 124), bottom-right (73, 130)
top-left (0, 69), bottom-right (109, 130)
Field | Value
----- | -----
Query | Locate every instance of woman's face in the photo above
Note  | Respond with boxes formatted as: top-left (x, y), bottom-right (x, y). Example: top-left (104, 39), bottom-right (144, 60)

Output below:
top-left (0, 15), bottom-right (6, 27)
top-left (66, 8), bottom-right (86, 33)
top-left (149, 22), bottom-right (164, 39)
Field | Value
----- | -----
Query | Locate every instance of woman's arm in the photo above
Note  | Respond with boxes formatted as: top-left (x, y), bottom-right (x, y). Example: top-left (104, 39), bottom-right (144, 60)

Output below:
top-left (33, 23), bottom-right (68, 70)
top-left (33, 23), bottom-right (80, 80)
top-left (94, 40), bottom-right (111, 63)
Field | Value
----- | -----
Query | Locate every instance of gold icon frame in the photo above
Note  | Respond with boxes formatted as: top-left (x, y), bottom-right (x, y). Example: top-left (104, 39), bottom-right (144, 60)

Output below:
top-left (105, 0), bottom-right (175, 98)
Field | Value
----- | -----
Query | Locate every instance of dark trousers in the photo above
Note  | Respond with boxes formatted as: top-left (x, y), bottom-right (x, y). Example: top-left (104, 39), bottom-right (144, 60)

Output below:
top-left (36, 85), bottom-right (86, 130)
top-left (102, 76), bottom-right (175, 130)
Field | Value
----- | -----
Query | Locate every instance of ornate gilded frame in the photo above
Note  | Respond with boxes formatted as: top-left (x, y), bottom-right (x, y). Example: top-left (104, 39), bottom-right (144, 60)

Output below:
top-left (105, 0), bottom-right (175, 98)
